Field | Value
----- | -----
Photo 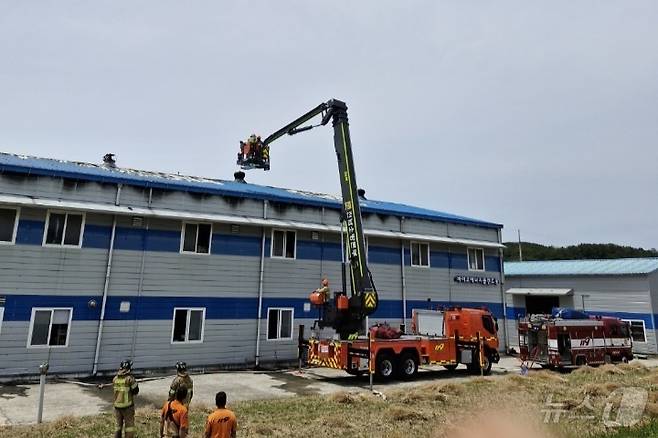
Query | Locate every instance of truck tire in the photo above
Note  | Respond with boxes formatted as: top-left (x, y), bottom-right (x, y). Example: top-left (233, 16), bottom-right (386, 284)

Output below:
top-left (468, 352), bottom-right (492, 375)
top-left (397, 352), bottom-right (418, 379)
top-left (376, 353), bottom-right (396, 380)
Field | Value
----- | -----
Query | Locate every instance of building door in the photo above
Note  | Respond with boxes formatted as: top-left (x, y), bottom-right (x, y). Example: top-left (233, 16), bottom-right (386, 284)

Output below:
top-left (525, 295), bottom-right (559, 316)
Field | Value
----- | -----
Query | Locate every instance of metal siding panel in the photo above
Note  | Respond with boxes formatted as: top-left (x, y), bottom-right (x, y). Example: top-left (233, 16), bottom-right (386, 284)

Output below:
top-left (404, 218), bottom-right (448, 237)
top-left (148, 190), bottom-right (265, 218)
top-left (0, 245), bottom-right (108, 296)
top-left (0, 321), bottom-right (98, 376)
top-left (363, 214), bottom-right (403, 233)
top-left (447, 223), bottom-right (499, 242)
top-left (267, 204), bottom-right (322, 224)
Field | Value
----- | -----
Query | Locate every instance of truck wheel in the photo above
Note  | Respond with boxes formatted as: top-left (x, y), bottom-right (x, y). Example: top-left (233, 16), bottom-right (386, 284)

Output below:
top-left (376, 353), bottom-right (396, 380)
top-left (398, 353), bottom-right (418, 379)
top-left (443, 364), bottom-right (458, 372)
top-left (468, 353), bottom-right (492, 375)
top-left (482, 354), bottom-right (492, 375)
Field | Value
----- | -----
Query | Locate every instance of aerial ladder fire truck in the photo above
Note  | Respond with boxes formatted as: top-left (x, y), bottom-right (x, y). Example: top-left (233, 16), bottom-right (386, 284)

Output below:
top-left (238, 99), bottom-right (500, 379)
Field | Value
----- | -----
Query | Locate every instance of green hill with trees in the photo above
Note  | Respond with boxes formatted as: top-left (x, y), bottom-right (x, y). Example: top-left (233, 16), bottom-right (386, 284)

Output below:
top-left (503, 242), bottom-right (658, 261)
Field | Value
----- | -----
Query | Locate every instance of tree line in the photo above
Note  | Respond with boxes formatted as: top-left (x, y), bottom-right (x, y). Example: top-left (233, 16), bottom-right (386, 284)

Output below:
top-left (503, 242), bottom-right (658, 261)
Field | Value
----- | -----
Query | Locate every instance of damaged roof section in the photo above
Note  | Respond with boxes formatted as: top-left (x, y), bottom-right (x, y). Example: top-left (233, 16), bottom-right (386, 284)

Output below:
top-left (0, 152), bottom-right (502, 229)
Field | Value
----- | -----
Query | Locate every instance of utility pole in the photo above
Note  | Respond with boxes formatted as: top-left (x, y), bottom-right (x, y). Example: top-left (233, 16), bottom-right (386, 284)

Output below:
top-left (517, 229), bottom-right (523, 261)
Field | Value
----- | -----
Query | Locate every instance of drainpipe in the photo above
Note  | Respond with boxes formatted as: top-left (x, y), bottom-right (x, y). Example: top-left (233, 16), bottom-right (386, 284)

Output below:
top-left (497, 227), bottom-right (509, 352)
top-left (255, 200), bottom-right (268, 367)
top-left (400, 217), bottom-right (407, 328)
top-left (92, 214), bottom-right (117, 375)
top-left (130, 217), bottom-right (149, 359)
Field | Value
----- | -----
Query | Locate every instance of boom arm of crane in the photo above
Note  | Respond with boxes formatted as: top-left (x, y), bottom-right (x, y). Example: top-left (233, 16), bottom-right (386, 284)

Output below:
top-left (237, 99), bottom-right (378, 338)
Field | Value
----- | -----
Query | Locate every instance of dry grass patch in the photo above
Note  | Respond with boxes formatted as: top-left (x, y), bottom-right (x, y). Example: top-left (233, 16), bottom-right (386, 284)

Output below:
top-left (2, 363), bottom-right (658, 438)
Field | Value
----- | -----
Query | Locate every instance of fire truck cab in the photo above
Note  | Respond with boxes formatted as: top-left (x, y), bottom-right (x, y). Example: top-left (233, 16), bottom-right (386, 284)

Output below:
top-left (518, 309), bottom-right (633, 368)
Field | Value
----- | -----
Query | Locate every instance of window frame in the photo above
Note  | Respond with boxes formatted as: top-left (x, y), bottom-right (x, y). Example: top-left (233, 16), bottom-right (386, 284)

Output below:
top-left (0, 206), bottom-right (19, 245)
top-left (42, 210), bottom-right (86, 248)
top-left (467, 247), bottom-right (486, 272)
top-left (266, 307), bottom-right (295, 341)
top-left (622, 319), bottom-right (646, 343)
top-left (270, 229), bottom-right (296, 260)
top-left (410, 241), bottom-right (430, 268)
top-left (27, 307), bottom-right (73, 348)
top-left (179, 222), bottom-right (213, 255)
top-left (0, 296), bottom-right (5, 336)
top-left (170, 307), bottom-right (206, 344)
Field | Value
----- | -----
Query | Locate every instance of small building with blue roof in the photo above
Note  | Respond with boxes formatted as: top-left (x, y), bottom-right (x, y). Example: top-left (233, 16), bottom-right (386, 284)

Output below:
top-left (0, 152), bottom-right (505, 377)
top-left (504, 258), bottom-right (658, 355)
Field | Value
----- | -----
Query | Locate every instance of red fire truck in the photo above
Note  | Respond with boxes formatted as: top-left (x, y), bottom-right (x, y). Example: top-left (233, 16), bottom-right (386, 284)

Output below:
top-left (518, 311), bottom-right (633, 368)
top-left (306, 307), bottom-right (500, 379)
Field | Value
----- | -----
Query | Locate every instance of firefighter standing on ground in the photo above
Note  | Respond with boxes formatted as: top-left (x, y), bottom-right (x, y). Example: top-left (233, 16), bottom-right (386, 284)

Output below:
top-left (160, 386), bottom-right (190, 438)
top-left (169, 362), bottom-right (194, 408)
top-left (112, 360), bottom-right (139, 438)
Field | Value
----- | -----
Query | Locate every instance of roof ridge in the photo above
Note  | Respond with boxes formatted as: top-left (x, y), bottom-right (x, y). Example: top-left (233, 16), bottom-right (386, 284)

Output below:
top-left (0, 151), bottom-right (502, 228)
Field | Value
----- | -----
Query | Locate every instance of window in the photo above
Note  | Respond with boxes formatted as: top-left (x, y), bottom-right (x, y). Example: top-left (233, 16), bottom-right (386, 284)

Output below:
top-left (28, 308), bottom-right (72, 347)
top-left (410, 242), bottom-right (429, 267)
top-left (43, 211), bottom-right (84, 247)
top-left (482, 315), bottom-right (496, 334)
top-left (0, 296), bottom-right (5, 335)
top-left (267, 308), bottom-right (293, 340)
top-left (171, 308), bottom-right (205, 343)
top-left (271, 230), bottom-right (296, 259)
top-left (181, 223), bottom-right (212, 254)
top-left (0, 208), bottom-right (19, 244)
top-left (623, 320), bottom-right (646, 343)
top-left (467, 247), bottom-right (485, 271)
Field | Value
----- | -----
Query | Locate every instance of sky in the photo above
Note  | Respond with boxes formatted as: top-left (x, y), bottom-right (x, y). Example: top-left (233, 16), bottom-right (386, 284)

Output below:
top-left (0, 1), bottom-right (656, 248)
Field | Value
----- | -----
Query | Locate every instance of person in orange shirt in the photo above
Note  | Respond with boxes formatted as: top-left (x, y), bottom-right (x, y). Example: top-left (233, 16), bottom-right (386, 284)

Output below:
top-left (160, 387), bottom-right (189, 438)
top-left (205, 391), bottom-right (237, 438)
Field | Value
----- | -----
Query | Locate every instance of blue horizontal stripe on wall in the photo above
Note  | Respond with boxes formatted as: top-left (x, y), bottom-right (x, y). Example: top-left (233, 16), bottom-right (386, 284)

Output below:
top-left (3, 294), bottom-right (510, 322)
top-left (506, 306), bottom-right (526, 320)
top-left (211, 234), bottom-right (261, 257)
top-left (15, 220), bottom-right (44, 245)
top-left (485, 256), bottom-right (501, 272)
top-left (450, 253), bottom-right (468, 270)
top-left (6, 294), bottom-right (654, 328)
top-left (369, 246), bottom-right (401, 265)
top-left (13, 221), bottom-right (500, 272)
top-left (83, 224), bottom-right (113, 249)
top-left (2, 295), bottom-right (102, 321)
top-left (296, 240), bottom-right (323, 261)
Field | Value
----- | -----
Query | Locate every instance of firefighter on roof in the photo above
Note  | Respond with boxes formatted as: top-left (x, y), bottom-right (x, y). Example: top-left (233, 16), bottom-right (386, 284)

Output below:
top-left (169, 361), bottom-right (194, 408)
top-left (112, 359), bottom-right (139, 438)
top-left (316, 278), bottom-right (330, 302)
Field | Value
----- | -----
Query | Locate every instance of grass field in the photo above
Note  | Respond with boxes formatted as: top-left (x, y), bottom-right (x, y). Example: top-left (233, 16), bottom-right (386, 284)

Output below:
top-left (1, 363), bottom-right (657, 438)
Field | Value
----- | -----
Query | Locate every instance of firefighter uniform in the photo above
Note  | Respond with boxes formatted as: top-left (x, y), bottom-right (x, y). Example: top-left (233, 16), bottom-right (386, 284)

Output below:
top-left (169, 372), bottom-right (194, 407)
top-left (316, 278), bottom-right (331, 302)
top-left (113, 366), bottom-right (139, 438)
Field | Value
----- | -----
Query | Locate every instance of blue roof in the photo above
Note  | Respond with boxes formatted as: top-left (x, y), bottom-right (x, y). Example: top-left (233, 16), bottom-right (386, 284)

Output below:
top-left (505, 258), bottom-right (658, 276)
top-left (0, 152), bottom-right (501, 228)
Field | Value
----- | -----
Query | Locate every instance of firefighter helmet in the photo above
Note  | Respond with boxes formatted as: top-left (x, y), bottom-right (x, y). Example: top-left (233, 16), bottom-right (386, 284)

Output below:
top-left (119, 359), bottom-right (133, 371)
top-left (176, 361), bottom-right (187, 372)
